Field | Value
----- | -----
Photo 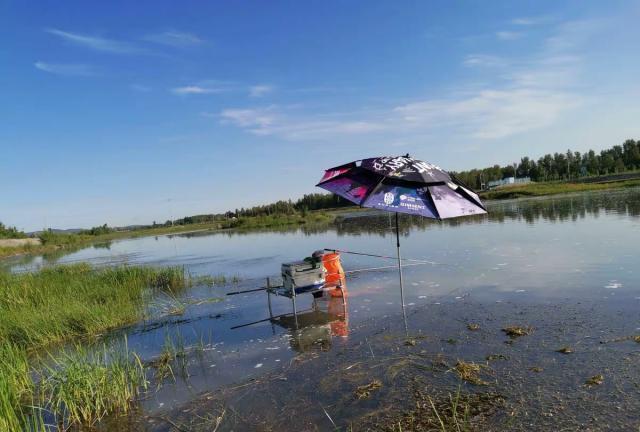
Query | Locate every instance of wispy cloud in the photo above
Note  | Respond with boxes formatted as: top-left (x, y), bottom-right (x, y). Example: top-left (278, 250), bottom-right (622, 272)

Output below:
top-left (463, 54), bottom-right (507, 68)
top-left (143, 31), bottom-right (204, 47)
top-left (220, 107), bottom-right (277, 128)
top-left (219, 106), bottom-right (385, 140)
top-left (512, 17), bottom-right (537, 26)
top-left (393, 90), bottom-right (578, 139)
top-left (46, 28), bottom-right (140, 54)
top-left (249, 84), bottom-right (274, 98)
top-left (171, 79), bottom-right (236, 96)
top-left (34, 61), bottom-right (97, 76)
top-left (171, 85), bottom-right (226, 95)
top-left (511, 16), bottom-right (555, 26)
top-left (217, 19), bottom-right (604, 143)
top-left (544, 19), bottom-right (605, 54)
top-left (496, 31), bottom-right (523, 41)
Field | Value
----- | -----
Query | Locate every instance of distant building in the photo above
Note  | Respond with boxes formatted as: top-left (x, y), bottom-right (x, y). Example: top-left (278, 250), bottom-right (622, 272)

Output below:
top-left (487, 177), bottom-right (531, 189)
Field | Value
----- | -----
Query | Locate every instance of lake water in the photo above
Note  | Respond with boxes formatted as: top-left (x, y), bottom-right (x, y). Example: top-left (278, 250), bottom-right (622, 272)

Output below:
top-left (7, 188), bottom-right (640, 430)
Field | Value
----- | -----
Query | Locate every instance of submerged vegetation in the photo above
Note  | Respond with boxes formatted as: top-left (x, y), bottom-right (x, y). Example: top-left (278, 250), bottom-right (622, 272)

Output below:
top-left (42, 343), bottom-right (147, 427)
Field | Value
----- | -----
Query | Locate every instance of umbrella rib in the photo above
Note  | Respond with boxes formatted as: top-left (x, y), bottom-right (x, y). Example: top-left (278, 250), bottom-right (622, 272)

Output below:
top-left (360, 174), bottom-right (387, 206)
top-left (424, 187), bottom-right (442, 220)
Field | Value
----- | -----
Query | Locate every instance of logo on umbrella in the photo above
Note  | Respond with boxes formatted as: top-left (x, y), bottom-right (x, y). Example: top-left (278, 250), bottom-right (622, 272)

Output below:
top-left (384, 192), bottom-right (395, 205)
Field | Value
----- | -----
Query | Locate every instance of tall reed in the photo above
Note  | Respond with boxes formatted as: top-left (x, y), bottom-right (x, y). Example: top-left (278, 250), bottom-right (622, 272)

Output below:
top-left (0, 263), bottom-right (186, 348)
top-left (0, 263), bottom-right (187, 429)
top-left (41, 342), bottom-right (147, 427)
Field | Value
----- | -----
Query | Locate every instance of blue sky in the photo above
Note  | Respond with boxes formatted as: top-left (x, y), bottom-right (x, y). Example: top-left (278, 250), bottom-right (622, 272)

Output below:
top-left (2, 1), bottom-right (640, 230)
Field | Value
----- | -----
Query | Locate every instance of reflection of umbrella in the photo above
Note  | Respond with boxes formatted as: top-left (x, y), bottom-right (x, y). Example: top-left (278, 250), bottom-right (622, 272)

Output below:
top-left (316, 155), bottom-right (487, 311)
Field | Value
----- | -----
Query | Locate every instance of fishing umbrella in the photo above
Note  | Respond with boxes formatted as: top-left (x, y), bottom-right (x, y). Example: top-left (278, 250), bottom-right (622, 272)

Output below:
top-left (316, 155), bottom-right (487, 309)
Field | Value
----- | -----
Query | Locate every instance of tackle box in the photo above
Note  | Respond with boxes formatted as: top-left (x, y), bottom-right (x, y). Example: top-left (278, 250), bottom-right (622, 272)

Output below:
top-left (281, 260), bottom-right (325, 292)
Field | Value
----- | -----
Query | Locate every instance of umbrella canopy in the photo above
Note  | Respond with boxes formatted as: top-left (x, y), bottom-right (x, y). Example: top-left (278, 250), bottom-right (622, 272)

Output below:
top-left (316, 155), bottom-right (487, 219)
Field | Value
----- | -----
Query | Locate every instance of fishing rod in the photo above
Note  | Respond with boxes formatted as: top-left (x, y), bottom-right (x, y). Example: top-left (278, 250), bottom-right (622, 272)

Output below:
top-left (324, 248), bottom-right (438, 265)
top-left (227, 286), bottom-right (270, 296)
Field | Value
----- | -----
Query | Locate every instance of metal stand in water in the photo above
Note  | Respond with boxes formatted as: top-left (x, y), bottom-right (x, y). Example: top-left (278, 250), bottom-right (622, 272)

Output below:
top-left (395, 213), bottom-right (409, 335)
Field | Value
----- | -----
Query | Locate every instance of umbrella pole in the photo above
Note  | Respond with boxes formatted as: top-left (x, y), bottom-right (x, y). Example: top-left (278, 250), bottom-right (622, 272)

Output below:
top-left (395, 213), bottom-right (408, 335)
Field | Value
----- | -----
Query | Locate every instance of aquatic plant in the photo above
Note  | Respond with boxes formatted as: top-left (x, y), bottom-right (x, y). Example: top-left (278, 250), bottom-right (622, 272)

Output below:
top-left (355, 380), bottom-right (383, 399)
top-left (41, 342), bottom-right (147, 427)
top-left (0, 264), bottom-right (187, 429)
top-left (585, 374), bottom-right (604, 387)
top-left (454, 361), bottom-right (489, 386)
top-left (0, 343), bottom-right (45, 431)
top-left (0, 263), bottom-right (187, 348)
top-left (149, 331), bottom-right (192, 384)
top-left (501, 326), bottom-right (533, 338)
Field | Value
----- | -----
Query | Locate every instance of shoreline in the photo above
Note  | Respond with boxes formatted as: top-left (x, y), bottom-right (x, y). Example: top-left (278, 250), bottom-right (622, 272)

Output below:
top-left (3, 180), bottom-right (639, 261)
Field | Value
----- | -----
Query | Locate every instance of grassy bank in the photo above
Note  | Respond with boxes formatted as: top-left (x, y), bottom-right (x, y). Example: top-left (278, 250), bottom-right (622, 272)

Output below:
top-left (0, 264), bottom-right (188, 429)
top-left (480, 178), bottom-right (640, 201)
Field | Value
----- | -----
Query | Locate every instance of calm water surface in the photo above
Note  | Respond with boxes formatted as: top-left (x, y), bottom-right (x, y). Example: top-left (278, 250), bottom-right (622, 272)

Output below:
top-left (6, 188), bottom-right (640, 426)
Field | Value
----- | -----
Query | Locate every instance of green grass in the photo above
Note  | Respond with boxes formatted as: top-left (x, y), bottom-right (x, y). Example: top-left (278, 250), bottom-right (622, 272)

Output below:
top-left (227, 211), bottom-right (334, 230)
top-left (41, 342), bottom-right (147, 428)
top-left (0, 263), bottom-right (186, 348)
top-left (480, 178), bottom-right (640, 200)
top-left (0, 264), bottom-right (189, 429)
top-left (0, 343), bottom-right (42, 431)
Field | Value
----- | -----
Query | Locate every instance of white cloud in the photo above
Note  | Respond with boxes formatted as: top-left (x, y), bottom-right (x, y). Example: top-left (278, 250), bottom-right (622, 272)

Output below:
top-left (34, 61), bottom-right (96, 76)
top-left (219, 106), bottom-right (385, 140)
top-left (217, 19), bottom-right (608, 143)
top-left (171, 85), bottom-right (224, 95)
top-left (220, 107), bottom-right (277, 128)
top-left (249, 84), bottom-right (274, 98)
top-left (511, 16), bottom-right (555, 26)
top-left (496, 31), bottom-right (523, 41)
top-left (171, 79), bottom-right (235, 95)
top-left (46, 28), bottom-right (139, 54)
top-left (394, 89), bottom-right (578, 139)
top-left (143, 31), bottom-right (204, 47)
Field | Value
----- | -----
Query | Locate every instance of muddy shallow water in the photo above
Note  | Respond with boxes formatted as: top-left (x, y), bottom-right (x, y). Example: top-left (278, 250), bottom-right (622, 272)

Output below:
top-left (7, 188), bottom-right (640, 430)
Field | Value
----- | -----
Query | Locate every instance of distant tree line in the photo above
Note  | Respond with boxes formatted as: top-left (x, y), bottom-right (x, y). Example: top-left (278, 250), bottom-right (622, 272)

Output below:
top-left (0, 222), bottom-right (26, 239)
top-left (453, 139), bottom-right (640, 190)
top-left (168, 193), bottom-right (353, 227)
top-left (79, 224), bottom-right (114, 236)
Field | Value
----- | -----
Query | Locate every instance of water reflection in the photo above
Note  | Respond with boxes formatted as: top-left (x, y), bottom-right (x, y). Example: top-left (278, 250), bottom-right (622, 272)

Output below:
top-left (271, 279), bottom-right (349, 353)
top-left (333, 188), bottom-right (640, 236)
top-left (168, 187), bottom-right (640, 239)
